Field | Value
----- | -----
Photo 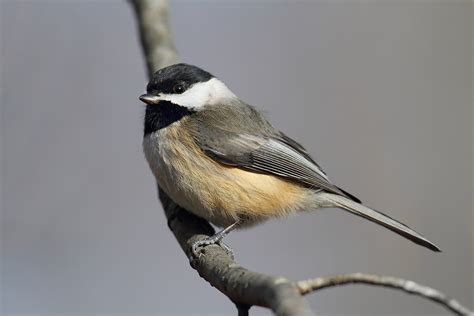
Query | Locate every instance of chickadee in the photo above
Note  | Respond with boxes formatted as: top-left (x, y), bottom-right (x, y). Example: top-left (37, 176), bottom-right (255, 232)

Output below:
top-left (140, 63), bottom-right (440, 255)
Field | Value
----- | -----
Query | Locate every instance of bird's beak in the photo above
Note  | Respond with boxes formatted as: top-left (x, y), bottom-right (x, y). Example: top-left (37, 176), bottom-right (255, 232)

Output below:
top-left (139, 94), bottom-right (161, 105)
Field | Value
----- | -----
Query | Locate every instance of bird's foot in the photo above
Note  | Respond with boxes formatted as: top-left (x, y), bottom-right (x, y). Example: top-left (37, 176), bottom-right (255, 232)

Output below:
top-left (191, 235), bottom-right (234, 258)
top-left (191, 222), bottom-right (238, 258)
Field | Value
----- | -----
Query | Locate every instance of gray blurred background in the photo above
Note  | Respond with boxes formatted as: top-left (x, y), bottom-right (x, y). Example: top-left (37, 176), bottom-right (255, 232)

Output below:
top-left (1, 1), bottom-right (472, 315)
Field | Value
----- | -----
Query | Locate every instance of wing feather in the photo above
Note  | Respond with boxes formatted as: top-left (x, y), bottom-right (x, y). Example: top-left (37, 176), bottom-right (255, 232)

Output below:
top-left (200, 133), bottom-right (355, 199)
top-left (190, 102), bottom-right (360, 202)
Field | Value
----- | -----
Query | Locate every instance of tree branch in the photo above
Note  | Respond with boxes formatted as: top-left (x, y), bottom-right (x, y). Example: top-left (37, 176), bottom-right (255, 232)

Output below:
top-left (296, 273), bottom-right (473, 316)
top-left (129, 1), bottom-right (473, 315)
top-left (130, 0), bottom-right (179, 74)
top-left (159, 189), bottom-right (312, 316)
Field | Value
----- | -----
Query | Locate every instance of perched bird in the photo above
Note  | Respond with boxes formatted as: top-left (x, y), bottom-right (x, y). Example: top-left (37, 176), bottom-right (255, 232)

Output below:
top-left (140, 63), bottom-right (440, 255)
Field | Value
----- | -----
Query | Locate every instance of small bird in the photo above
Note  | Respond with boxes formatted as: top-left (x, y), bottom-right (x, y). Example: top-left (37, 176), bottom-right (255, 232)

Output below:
top-left (139, 63), bottom-right (440, 255)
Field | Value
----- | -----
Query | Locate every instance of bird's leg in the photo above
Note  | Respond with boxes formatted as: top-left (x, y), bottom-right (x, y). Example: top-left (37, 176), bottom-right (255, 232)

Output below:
top-left (191, 221), bottom-right (239, 258)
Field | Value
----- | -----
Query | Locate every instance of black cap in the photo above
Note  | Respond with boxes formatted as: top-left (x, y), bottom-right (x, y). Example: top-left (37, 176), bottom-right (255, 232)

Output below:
top-left (146, 63), bottom-right (214, 95)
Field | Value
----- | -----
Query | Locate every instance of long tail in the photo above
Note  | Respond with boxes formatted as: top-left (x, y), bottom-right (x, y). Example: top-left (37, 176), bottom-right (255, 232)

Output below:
top-left (320, 193), bottom-right (441, 252)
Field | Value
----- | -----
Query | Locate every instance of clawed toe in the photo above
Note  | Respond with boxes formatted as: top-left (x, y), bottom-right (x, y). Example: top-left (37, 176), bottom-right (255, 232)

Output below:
top-left (191, 236), bottom-right (234, 258)
top-left (190, 222), bottom-right (239, 258)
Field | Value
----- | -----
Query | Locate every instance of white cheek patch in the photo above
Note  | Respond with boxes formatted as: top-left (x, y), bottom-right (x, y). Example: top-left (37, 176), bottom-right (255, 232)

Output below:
top-left (159, 78), bottom-right (237, 109)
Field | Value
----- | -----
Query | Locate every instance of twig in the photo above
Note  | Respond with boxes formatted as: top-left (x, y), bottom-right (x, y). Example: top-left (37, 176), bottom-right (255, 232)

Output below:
top-left (296, 273), bottom-right (473, 316)
top-left (235, 302), bottom-right (251, 316)
top-left (130, 0), bottom-right (179, 75)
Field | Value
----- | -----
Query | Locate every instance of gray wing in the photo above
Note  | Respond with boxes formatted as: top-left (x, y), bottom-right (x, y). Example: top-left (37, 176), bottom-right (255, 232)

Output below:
top-left (190, 102), bottom-right (360, 201)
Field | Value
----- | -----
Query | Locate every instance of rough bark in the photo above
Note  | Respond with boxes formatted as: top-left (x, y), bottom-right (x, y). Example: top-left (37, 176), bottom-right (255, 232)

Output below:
top-left (297, 273), bottom-right (473, 316)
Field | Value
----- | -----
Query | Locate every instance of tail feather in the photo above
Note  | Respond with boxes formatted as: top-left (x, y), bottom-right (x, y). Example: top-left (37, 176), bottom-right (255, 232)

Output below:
top-left (321, 193), bottom-right (441, 252)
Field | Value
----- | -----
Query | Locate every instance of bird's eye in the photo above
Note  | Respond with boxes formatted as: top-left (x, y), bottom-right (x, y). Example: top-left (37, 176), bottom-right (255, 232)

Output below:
top-left (173, 84), bottom-right (185, 94)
